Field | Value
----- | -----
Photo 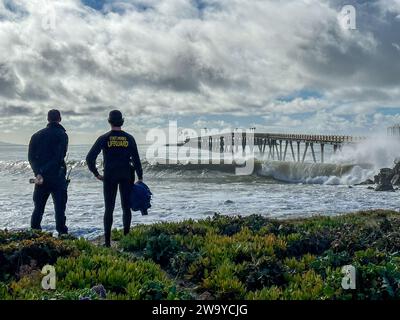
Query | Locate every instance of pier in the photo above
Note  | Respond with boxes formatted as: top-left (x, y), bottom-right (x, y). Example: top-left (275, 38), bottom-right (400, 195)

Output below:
top-left (185, 132), bottom-right (367, 164)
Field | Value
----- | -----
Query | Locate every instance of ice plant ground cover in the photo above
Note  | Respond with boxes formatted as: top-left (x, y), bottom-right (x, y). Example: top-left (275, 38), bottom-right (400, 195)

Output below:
top-left (0, 210), bottom-right (399, 300)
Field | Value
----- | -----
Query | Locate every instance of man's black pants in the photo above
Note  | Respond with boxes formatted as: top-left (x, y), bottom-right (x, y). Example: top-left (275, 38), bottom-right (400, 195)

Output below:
top-left (103, 178), bottom-right (133, 246)
top-left (31, 177), bottom-right (68, 234)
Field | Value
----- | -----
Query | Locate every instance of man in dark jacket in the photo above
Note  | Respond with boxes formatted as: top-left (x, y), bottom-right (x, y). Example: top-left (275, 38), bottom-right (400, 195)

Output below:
top-left (28, 109), bottom-right (69, 235)
top-left (86, 110), bottom-right (143, 247)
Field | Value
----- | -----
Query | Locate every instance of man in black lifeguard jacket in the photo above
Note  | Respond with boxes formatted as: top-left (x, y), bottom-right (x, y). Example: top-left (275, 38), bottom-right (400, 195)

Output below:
top-left (86, 110), bottom-right (143, 247)
top-left (28, 109), bottom-right (69, 235)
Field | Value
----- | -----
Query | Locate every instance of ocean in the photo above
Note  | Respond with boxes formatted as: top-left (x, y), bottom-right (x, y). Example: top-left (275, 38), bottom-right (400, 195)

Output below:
top-left (0, 139), bottom-right (399, 239)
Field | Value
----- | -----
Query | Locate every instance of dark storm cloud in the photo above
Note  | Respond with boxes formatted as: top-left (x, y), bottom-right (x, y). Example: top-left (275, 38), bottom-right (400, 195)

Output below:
top-left (0, 104), bottom-right (32, 117)
top-left (87, 105), bottom-right (111, 113)
top-left (20, 83), bottom-right (50, 101)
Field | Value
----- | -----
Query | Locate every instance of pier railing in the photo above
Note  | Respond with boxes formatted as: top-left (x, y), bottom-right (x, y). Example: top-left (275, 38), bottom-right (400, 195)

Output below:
top-left (253, 133), bottom-right (367, 144)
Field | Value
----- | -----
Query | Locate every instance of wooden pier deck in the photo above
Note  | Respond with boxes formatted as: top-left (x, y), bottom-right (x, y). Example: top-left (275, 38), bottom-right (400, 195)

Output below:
top-left (185, 132), bottom-right (367, 164)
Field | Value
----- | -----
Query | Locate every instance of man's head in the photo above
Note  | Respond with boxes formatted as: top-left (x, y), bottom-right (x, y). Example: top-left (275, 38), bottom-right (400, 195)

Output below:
top-left (47, 109), bottom-right (61, 123)
top-left (108, 110), bottom-right (124, 127)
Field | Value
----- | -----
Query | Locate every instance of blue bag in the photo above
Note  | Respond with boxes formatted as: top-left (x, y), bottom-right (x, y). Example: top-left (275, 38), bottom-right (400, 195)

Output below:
top-left (130, 182), bottom-right (152, 215)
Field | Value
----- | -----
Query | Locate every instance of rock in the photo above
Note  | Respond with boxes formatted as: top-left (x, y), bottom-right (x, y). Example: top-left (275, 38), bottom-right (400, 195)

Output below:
top-left (356, 179), bottom-right (374, 186)
top-left (392, 174), bottom-right (400, 186)
top-left (224, 200), bottom-right (234, 205)
top-left (91, 284), bottom-right (107, 299)
top-left (390, 160), bottom-right (400, 185)
top-left (375, 184), bottom-right (395, 192)
top-left (375, 168), bottom-right (395, 192)
top-left (372, 160), bottom-right (400, 190)
top-left (198, 291), bottom-right (214, 300)
top-left (367, 186), bottom-right (375, 190)
top-left (348, 186), bottom-right (353, 189)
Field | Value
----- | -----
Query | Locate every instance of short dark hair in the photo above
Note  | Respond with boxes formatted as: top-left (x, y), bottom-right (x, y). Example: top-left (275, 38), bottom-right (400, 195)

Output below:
top-left (108, 110), bottom-right (124, 127)
top-left (48, 109), bottom-right (61, 123)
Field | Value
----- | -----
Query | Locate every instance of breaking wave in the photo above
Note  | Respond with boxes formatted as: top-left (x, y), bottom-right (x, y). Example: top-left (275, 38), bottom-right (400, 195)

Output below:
top-left (257, 161), bottom-right (374, 185)
top-left (0, 158), bottom-right (377, 185)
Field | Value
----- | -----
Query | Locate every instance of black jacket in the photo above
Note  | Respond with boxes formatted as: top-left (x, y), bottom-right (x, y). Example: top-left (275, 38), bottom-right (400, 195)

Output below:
top-left (28, 122), bottom-right (68, 179)
top-left (86, 130), bottom-right (143, 181)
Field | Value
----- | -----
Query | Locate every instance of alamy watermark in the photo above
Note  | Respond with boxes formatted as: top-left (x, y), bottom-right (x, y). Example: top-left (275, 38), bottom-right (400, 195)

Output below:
top-left (39, 262), bottom-right (356, 293)
top-left (146, 121), bottom-right (255, 176)
top-left (41, 264), bottom-right (56, 290)
top-left (23, 2), bottom-right (356, 33)
top-left (27, 0), bottom-right (57, 32)
top-left (338, 5), bottom-right (357, 30)
top-left (341, 265), bottom-right (356, 290)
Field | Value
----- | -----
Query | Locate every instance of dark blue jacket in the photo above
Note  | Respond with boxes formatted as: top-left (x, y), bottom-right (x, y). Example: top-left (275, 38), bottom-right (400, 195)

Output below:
top-left (131, 182), bottom-right (152, 215)
top-left (28, 122), bottom-right (68, 179)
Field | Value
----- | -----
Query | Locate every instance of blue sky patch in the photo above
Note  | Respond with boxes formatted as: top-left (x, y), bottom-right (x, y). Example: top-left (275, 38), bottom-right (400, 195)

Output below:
top-left (81, 0), bottom-right (106, 11)
top-left (277, 90), bottom-right (323, 103)
top-left (81, 0), bottom-right (152, 14)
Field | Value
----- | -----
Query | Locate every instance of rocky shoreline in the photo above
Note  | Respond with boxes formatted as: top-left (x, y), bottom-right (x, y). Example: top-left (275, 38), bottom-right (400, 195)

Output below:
top-left (357, 160), bottom-right (400, 191)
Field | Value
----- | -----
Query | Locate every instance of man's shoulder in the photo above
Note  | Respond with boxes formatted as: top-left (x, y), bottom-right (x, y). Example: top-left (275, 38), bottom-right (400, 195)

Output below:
top-left (122, 131), bottom-right (136, 141)
top-left (99, 131), bottom-right (112, 140)
top-left (31, 128), bottom-right (47, 139)
top-left (30, 126), bottom-right (67, 145)
top-left (49, 126), bottom-right (68, 141)
top-left (93, 131), bottom-right (112, 144)
top-left (56, 126), bottom-right (68, 138)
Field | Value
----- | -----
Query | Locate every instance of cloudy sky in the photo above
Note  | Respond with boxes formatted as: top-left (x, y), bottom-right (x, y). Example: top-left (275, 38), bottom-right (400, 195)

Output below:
top-left (0, 0), bottom-right (399, 144)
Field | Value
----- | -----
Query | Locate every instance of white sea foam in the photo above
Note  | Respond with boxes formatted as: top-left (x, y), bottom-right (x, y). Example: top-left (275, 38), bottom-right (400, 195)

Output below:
top-left (258, 161), bottom-right (373, 185)
top-left (257, 136), bottom-right (400, 185)
top-left (330, 135), bottom-right (400, 169)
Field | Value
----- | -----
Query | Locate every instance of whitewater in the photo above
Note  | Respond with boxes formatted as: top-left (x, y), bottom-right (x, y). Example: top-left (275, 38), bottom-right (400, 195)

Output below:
top-left (0, 137), bottom-right (399, 238)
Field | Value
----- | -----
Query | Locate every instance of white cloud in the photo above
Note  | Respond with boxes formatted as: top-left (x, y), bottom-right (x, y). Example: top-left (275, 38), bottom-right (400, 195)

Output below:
top-left (0, 0), bottom-right (399, 143)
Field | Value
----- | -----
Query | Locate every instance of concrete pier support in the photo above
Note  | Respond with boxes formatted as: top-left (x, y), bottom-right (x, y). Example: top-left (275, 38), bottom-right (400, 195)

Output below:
top-left (198, 136), bottom-right (201, 164)
top-left (321, 144), bottom-right (325, 163)
top-left (283, 141), bottom-right (288, 161)
top-left (290, 141), bottom-right (296, 161)
top-left (275, 142), bottom-right (280, 161)
top-left (310, 143), bottom-right (316, 163)
top-left (242, 133), bottom-right (246, 154)
top-left (220, 136), bottom-right (224, 164)
top-left (209, 136), bottom-right (213, 164)
top-left (302, 142), bottom-right (309, 163)
top-left (297, 141), bottom-right (301, 162)
top-left (231, 133), bottom-right (235, 155)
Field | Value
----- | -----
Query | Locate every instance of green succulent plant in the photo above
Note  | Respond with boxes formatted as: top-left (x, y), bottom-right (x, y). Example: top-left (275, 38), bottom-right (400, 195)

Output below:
top-left (1, 210), bottom-right (400, 300)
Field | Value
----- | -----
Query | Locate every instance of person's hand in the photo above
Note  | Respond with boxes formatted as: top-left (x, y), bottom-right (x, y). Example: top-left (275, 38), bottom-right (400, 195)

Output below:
top-left (35, 174), bottom-right (44, 185)
top-left (96, 175), bottom-right (104, 181)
